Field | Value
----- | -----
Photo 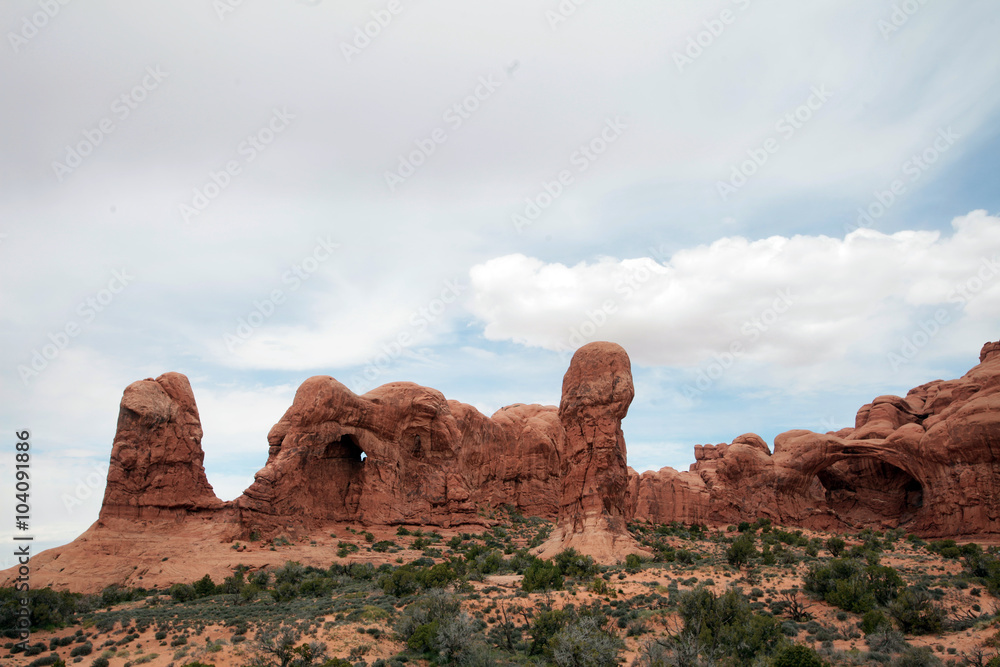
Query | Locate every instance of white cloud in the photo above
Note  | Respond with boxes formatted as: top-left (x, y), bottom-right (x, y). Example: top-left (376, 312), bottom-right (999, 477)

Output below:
top-left (470, 210), bottom-right (1000, 372)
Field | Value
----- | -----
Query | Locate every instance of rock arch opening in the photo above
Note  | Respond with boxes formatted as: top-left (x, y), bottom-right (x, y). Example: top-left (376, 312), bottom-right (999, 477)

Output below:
top-left (814, 457), bottom-right (923, 528)
top-left (317, 433), bottom-right (365, 518)
top-left (323, 433), bottom-right (364, 462)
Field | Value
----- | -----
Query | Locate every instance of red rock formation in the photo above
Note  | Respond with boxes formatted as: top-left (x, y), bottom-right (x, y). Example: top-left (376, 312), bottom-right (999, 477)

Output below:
top-left (538, 342), bottom-right (645, 560)
top-left (5, 339), bottom-right (1000, 593)
top-left (628, 341), bottom-right (1000, 537)
top-left (101, 372), bottom-right (224, 520)
top-left (234, 378), bottom-right (551, 537)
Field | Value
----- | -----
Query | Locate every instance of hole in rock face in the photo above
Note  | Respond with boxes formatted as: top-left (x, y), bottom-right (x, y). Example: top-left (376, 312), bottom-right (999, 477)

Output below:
top-left (314, 433), bottom-right (366, 519)
top-left (815, 457), bottom-right (923, 527)
top-left (323, 433), bottom-right (364, 462)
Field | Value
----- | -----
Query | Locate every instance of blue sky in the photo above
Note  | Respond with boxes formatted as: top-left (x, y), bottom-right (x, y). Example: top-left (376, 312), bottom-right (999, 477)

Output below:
top-left (2, 0), bottom-right (1000, 563)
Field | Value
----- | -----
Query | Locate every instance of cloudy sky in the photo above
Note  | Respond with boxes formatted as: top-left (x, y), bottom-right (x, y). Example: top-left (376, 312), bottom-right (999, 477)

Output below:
top-left (2, 1), bottom-right (999, 562)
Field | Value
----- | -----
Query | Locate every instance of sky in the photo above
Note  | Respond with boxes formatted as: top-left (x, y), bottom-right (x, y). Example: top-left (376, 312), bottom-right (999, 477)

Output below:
top-left (2, 1), bottom-right (1000, 565)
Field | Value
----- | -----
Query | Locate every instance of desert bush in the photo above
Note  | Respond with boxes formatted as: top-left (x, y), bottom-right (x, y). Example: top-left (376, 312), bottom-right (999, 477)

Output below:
top-left (0, 587), bottom-right (83, 630)
top-left (804, 558), bottom-right (902, 613)
top-left (888, 589), bottom-right (946, 635)
top-left (676, 586), bottom-right (784, 664)
top-left (396, 589), bottom-right (467, 658)
top-left (963, 547), bottom-right (1000, 595)
top-left (70, 643), bottom-right (93, 657)
top-left (726, 533), bottom-right (757, 570)
top-left (555, 549), bottom-right (599, 578)
top-left (675, 549), bottom-right (696, 564)
top-left (27, 656), bottom-right (65, 667)
top-left (771, 643), bottom-right (826, 667)
top-left (549, 615), bottom-right (623, 667)
top-left (522, 558), bottom-right (563, 593)
top-left (866, 626), bottom-right (908, 654)
top-left (169, 584), bottom-right (196, 603)
top-left (192, 575), bottom-right (216, 598)
top-left (861, 609), bottom-right (891, 635)
top-left (826, 537), bottom-right (846, 557)
top-left (244, 626), bottom-right (330, 667)
top-left (890, 645), bottom-right (941, 667)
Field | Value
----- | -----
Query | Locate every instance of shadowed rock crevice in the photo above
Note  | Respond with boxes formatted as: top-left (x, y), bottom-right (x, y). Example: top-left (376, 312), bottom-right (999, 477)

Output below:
top-left (815, 458), bottom-right (924, 528)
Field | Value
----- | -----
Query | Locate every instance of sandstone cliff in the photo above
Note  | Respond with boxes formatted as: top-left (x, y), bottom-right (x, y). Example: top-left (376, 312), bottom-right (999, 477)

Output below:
top-left (3, 339), bottom-right (999, 592)
top-left (627, 341), bottom-right (1000, 536)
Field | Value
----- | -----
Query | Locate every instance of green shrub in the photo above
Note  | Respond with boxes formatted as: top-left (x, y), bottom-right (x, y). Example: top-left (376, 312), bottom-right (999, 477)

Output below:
top-left (727, 532), bottom-right (757, 569)
top-left (69, 643), bottom-right (93, 657)
top-left (772, 643), bottom-right (826, 667)
top-left (27, 656), bottom-right (65, 667)
top-left (522, 558), bottom-right (563, 593)
top-left (861, 609), bottom-right (890, 635)
top-left (548, 615), bottom-right (623, 667)
top-left (554, 549), bottom-right (598, 578)
top-left (677, 587), bottom-right (784, 663)
top-left (380, 566), bottom-right (420, 597)
top-left (826, 537), bottom-right (846, 557)
top-left (169, 583), bottom-right (196, 603)
top-left (888, 589), bottom-right (946, 635)
top-left (890, 645), bottom-right (941, 667)
top-left (804, 558), bottom-right (902, 613)
top-left (866, 626), bottom-right (907, 654)
top-left (192, 574), bottom-right (216, 598)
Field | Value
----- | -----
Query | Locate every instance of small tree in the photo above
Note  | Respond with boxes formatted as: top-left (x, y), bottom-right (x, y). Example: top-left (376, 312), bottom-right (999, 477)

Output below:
top-left (889, 588), bottom-right (946, 635)
top-left (727, 532), bottom-right (757, 570)
top-left (778, 589), bottom-right (812, 622)
top-left (245, 627), bottom-right (330, 667)
top-left (169, 583), bottom-right (196, 603)
top-left (193, 574), bottom-right (216, 598)
top-left (772, 643), bottom-right (826, 667)
top-left (826, 537), bottom-right (846, 557)
top-left (548, 616), bottom-right (624, 667)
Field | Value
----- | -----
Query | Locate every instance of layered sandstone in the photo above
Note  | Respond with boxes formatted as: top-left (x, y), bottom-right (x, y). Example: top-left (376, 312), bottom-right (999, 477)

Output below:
top-left (100, 372), bottom-right (224, 520)
top-left (538, 342), bottom-right (644, 559)
top-left (627, 341), bottom-right (1000, 536)
top-left (233, 376), bottom-right (564, 537)
top-left (4, 339), bottom-right (1000, 593)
